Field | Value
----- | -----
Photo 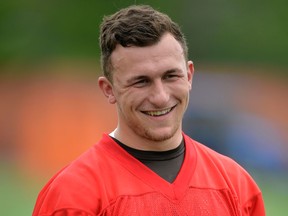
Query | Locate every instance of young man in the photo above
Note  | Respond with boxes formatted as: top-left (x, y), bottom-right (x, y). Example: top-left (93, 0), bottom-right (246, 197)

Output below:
top-left (33, 5), bottom-right (265, 216)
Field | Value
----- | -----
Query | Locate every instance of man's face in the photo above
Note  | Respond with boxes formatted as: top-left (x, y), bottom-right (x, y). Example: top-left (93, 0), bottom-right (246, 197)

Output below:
top-left (99, 33), bottom-right (194, 145)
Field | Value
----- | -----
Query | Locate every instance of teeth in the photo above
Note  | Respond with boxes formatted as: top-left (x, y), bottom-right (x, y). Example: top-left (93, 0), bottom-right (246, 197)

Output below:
top-left (145, 108), bottom-right (172, 116)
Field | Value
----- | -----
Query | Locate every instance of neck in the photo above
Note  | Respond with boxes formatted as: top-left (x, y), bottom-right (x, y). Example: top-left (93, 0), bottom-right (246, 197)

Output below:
top-left (110, 128), bottom-right (183, 151)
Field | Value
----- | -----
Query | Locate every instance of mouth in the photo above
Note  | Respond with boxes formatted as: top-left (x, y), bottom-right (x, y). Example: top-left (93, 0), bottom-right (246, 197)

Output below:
top-left (142, 105), bottom-right (176, 117)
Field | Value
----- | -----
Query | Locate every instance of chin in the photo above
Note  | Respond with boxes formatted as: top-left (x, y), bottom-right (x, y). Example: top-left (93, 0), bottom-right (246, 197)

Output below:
top-left (142, 127), bottom-right (179, 142)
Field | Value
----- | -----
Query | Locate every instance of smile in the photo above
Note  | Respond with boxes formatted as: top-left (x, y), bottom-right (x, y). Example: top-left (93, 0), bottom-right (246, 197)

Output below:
top-left (142, 105), bottom-right (176, 117)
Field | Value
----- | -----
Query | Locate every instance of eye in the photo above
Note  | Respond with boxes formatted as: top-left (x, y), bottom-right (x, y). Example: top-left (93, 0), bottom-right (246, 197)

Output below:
top-left (163, 73), bottom-right (179, 80)
top-left (133, 78), bottom-right (150, 88)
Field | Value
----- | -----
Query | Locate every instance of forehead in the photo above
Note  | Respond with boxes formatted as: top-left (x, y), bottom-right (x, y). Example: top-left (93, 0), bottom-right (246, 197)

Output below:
top-left (110, 33), bottom-right (185, 75)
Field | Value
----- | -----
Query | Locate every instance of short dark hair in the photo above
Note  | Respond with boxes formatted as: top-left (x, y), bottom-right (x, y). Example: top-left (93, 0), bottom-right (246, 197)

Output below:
top-left (99, 5), bottom-right (188, 82)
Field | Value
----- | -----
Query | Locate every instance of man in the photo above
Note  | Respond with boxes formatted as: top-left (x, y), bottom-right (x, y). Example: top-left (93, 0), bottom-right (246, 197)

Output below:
top-left (33, 5), bottom-right (265, 216)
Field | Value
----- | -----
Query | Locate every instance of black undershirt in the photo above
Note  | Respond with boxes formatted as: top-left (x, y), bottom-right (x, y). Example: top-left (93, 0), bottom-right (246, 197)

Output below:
top-left (111, 137), bottom-right (185, 183)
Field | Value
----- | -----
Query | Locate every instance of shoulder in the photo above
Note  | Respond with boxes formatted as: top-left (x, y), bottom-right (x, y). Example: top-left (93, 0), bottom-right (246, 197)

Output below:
top-left (33, 135), bottom-right (116, 215)
top-left (33, 147), bottom-right (100, 215)
top-left (184, 134), bottom-right (248, 174)
top-left (185, 134), bottom-right (257, 186)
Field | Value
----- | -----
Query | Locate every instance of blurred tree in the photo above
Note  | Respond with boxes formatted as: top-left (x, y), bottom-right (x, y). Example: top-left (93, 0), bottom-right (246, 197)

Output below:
top-left (0, 0), bottom-right (287, 75)
top-left (180, 0), bottom-right (288, 69)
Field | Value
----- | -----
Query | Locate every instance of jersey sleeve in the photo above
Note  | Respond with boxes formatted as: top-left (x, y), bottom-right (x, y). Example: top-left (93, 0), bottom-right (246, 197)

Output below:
top-left (242, 192), bottom-right (266, 216)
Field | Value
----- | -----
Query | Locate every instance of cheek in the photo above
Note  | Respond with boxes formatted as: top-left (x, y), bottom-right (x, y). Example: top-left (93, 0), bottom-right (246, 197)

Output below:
top-left (117, 89), bottom-right (145, 109)
top-left (173, 82), bottom-right (191, 98)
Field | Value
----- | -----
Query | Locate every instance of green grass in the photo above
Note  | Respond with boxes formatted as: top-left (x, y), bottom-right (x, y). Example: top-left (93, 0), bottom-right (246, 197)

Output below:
top-left (254, 172), bottom-right (288, 215)
top-left (264, 187), bottom-right (288, 215)
top-left (0, 165), bottom-right (42, 216)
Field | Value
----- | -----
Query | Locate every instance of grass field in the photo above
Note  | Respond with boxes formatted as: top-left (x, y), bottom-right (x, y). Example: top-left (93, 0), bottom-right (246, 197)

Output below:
top-left (254, 172), bottom-right (288, 215)
top-left (1, 166), bottom-right (287, 215)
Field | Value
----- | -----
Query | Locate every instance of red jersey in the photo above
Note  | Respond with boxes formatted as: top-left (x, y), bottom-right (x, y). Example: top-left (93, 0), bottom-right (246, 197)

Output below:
top-left (33, 133), bottom-right (265, 216)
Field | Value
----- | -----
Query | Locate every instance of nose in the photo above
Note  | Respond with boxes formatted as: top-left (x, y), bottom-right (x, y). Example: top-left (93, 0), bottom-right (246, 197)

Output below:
top-left (148, 80), bottom-right (170, 107)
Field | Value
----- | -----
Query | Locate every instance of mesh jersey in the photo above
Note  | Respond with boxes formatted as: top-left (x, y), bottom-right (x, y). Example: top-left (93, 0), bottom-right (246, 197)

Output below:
top-left (32, 133), bottom-right (265, 216)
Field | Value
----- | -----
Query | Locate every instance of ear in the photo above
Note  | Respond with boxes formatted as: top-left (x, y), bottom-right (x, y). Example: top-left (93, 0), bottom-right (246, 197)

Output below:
top-left (98, 76), bottom-right (117, 104)
top-left (187, 60), bottom-right (194, 90)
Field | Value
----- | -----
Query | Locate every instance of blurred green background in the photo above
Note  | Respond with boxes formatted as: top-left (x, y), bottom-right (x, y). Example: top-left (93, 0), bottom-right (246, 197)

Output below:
top-left (0, 0), bottom-right (287, 215)
top-left (1, 0), bottom-right (288, 70)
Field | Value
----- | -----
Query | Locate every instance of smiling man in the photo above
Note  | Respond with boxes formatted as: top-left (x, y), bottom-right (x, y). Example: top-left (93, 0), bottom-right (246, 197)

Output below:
top-left (99, 32), bottom-right (193, 150)
top-left (33, 5), bottom-right (265, 216)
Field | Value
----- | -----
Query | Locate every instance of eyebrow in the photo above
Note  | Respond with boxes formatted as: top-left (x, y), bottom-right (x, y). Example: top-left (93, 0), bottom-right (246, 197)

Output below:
top-left (165, 68), bottom-right (179, 74)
